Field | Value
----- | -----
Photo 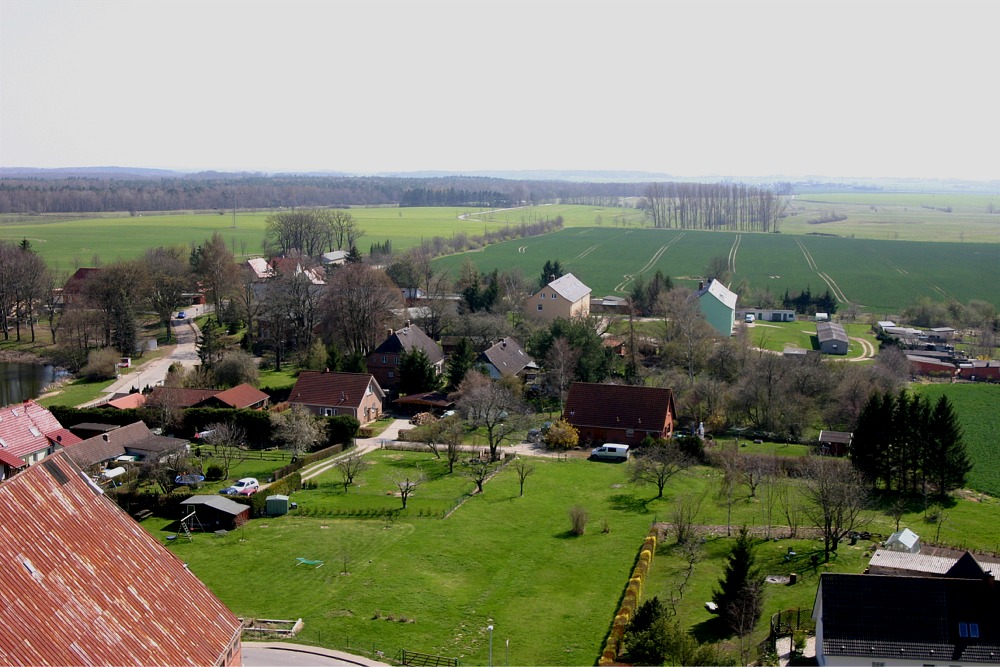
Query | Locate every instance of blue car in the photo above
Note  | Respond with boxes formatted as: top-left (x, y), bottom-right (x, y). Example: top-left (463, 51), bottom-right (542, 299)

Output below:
top-left (177, 311), bottom-right (186, 319)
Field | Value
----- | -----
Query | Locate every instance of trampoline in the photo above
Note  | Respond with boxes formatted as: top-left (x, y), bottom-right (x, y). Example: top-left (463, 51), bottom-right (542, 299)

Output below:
top-left (174, 474), bottom-right (206, 485)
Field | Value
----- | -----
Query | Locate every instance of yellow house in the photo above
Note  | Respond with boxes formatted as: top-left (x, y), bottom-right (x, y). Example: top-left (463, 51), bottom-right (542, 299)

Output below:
top-left (526, 273), bottom-right (591, 322)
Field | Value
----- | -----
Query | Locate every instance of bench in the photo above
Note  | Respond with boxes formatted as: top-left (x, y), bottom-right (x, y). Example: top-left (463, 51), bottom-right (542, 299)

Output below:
top-left (133, 509), bottom-right (153, 521)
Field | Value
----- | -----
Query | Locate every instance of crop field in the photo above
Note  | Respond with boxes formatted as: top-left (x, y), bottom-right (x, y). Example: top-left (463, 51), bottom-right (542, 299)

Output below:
top-left (434, 227), bottom-right (1000, 313)
top-left (914, 383), bottom-right (1000, 497)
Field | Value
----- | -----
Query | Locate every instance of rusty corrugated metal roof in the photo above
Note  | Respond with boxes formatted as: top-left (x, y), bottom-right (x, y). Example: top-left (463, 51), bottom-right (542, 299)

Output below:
top-left (0, 451), bottom-right (242, 665)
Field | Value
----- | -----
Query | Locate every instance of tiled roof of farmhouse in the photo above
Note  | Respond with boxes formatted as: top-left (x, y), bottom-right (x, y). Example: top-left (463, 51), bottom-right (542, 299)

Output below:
top-left (290, 371), bottom-right (383, 409)
top-left (546, 273), bottom-right (591, 302)
top-left (0, 452), bottom-right (241, 665)
top-left (209, 384), bottom-right (269, 409)
top-left (562, 382), bottom-right (675, 430)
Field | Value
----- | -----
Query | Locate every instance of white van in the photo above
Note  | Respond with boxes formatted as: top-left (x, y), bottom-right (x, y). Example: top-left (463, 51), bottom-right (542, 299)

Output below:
top-left (745, 313), bottom-right (755, 323)
top-left (591, 443), bottom-right (630, 461)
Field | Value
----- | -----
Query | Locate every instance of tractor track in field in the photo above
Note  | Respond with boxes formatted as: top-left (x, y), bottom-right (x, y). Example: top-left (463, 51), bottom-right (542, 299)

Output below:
top-left (614, 232), bottom-right (686, 293)
top-left (794, 238), bottom-right (851, 304)
top-left (727, 234), bottom-right (742, 274)
top-left (573, 243), bottom-right (601, 260)
top-left (865, 244), bottom-right (951, 301)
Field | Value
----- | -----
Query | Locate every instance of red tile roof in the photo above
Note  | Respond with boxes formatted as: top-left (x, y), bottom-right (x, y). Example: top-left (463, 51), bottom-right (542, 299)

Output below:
top-left (290, 371), bottom-right (384, 409)
top-left (0, 452), bottom-right (242, 665)
top-left (0, 449), bottom-right (26, 470)
top-left (204, 384), bottom-right (269, 409)
top-left (562, 382), bottom-right (676, 432)
top-left (45, 428), bottom-right (82, 447)
top-left (0, 400), bottom-right (67, 460)
top-left (106, 392), bottom-right (148, 409)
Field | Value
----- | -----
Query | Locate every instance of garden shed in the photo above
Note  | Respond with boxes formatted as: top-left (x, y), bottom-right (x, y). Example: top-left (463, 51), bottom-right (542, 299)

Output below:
top-left (885, 528), bottom-right (921, 554)
top-left (180, 495), bottom-right (249, 531)
top-left (266, 494), bottom-right (290, 516)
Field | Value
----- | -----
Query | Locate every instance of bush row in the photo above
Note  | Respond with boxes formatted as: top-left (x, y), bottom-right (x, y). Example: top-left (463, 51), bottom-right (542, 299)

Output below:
top-left (599, 528), bottom-right (659, 665)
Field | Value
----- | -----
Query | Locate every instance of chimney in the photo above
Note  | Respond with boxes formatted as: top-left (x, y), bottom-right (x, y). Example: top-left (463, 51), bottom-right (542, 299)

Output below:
top-left (387, 328), bottom-right (394, 337)
top-left (501, 339), bottom-right (507, 349)
top-left (698, 280), bottom-right (705, 291)
top-left (102, 434), bottom-right (110, 442)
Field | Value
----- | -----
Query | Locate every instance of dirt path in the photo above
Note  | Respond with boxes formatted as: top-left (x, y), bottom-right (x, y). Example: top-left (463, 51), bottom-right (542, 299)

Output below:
top-left (849, 336), bottom-right (876, 361)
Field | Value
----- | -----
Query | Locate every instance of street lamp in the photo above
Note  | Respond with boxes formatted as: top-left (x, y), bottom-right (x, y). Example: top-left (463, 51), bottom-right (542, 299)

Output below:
top-left (487, 625), bottom-right (494, 667)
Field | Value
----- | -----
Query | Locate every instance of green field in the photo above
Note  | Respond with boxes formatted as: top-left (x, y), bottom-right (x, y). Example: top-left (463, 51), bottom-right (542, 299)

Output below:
top-left (749, 321), bottom-right (878, 359)
top-left (434, 226), bottom-right (1000, 313)
top-left (914, 383), bottom-right (1000, 497)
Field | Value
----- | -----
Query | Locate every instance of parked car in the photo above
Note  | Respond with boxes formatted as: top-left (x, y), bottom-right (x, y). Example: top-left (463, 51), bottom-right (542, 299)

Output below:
top-left (177, 311), bottom-right (186, 319)
top-left (590, 443), bottom-right (630, 461)
top-left (220, 477), bottom-right (259, 495)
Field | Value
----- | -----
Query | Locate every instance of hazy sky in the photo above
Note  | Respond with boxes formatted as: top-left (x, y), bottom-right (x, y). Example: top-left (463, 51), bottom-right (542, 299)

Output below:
top-left (1, 0), bottom-right (997, 179)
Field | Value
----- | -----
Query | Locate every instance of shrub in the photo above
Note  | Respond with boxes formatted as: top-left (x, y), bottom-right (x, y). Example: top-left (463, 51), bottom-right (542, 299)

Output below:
top-left (545, 419), bottom-right (580, 450)
top-left (80, 348), bottom-right (121, 381)
top-left (204, 463), bottom-right (224, 481)
top-left (569, 504), bottom-right (588, 535)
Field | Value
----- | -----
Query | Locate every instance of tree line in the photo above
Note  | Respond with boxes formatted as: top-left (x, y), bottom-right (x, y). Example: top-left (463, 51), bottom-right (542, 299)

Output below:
top-left (0, 173), bottom-right (789, 216)
top-left (642, 182), bottom-right (785, 232)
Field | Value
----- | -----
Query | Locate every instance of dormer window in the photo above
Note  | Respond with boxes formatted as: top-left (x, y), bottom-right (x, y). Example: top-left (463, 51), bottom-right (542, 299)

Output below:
top-left (959, 622), bottom-right (980, 638)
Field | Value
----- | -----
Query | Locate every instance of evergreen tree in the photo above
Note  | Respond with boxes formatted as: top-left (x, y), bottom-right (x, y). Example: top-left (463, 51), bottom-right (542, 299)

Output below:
top-left (446, 337), bottom-right (477, 390)
top-left (539, 259), bottom-right (565, 289)
top-left (926, 395), bottom-right (971, 494)
top-left (196, 317), bottom-right (226, 369)
top-left (347, 245), bottom-right (363, 263)
top-left (620, 597), bottom-right (669, 666)
top-left (712, 527), bottom-right (766, 637)
top-left (398, 348), bottom-right (440, 394)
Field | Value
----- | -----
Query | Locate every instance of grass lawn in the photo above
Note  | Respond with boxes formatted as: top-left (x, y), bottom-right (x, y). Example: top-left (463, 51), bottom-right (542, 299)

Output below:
top-left (749, 320), bottom-right (877, 359)
top-left (36, 376), bottom-right (114, 408)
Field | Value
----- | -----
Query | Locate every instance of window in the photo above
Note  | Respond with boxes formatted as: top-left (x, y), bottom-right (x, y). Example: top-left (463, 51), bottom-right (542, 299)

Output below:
top-left (970, 623), bottom-right (980, 638)
top-left (959, 623), bottom-right (968, 638)
top-left (537, 304), bottom-right (543, 311)
top-left (540, 293), bottom-right (545, 299)
top-left (381, 355), bottom-right (387, 363)
top-left (322, 408), bottom-right (333, 416)
top-left (388, 371), bottom-right (394, 378)
top-left (872, 662), bottom-right (885, 667)
top-left (626, 429), bottom-right (634, 438)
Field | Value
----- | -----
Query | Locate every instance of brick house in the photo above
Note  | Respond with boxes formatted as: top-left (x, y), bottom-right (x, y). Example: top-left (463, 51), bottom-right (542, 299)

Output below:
top-left (366, 323), bottom-right (444, 392)
top-left (289, 370), bottom-right (385, 424)
top-left (562, 382), bottom-right (676, 446)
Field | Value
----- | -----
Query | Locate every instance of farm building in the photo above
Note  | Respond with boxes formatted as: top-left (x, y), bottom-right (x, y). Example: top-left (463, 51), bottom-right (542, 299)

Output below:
top-left (477, 337), bottom-right (538, 381)
top-left (64, 421), bottom-right (189, 469)
top-left (181, 495), bottom-right (251, 531)
top-left (868, 549), bottom-right (999, 580)
top-left (907, 354), bottom-right (958, 378)
top-left (0, 452), bottom-right (243, 666)
top-left (366, 323), bottom-right (444, 391)
top-left (590, 295), bottom-right (629, 314)
top-left (526, 273), bottom-right (591, 322)
top-left (289, 370), bottom-right (385, 424)
top-left (816, 321), bottom-right (849, 355)
top-left (957, 360), bottom-right (1000, 382)
top-left (817, 430), bottom-right (853, 456)
top-left (562, 382), bottom-right (676, 446)
top-left (812, 566), bottom-right (1000, 667)
top-left (736, 308), bottom-right (796, 323)
top-left (694, 279), bottom-right (737, 336)
top-left (927, 327), bottom-right (957, 343)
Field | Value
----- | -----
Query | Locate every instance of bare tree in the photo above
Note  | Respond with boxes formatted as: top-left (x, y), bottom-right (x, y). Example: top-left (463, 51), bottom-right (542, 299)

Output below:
top-left (335, 454), bottom-right (366, 492)
top-left (191, 232), bottom-right (238, 318)
top-left (320, 263), bottom-right (403, 356)
top-left (143, 246), bottom-right (191, 343)
top-left (658, 288), bottom-right (716, 386)
top-left (201, 421), bottom-right (248, 479)
top-left (463, 458), bottom-right (496, 494)
top-left (512, 457), bottom-right (536, 497)
top-left (329, 210), bottom-right (359, 251)
top-left (671, 491), bottom-right (705, 545)
top-left (544, 337), bottom-right (580, 412)
top-left (392, 475), bottom-right (424, 510)
top-left (776, 476), bottom-right (803, 538)
top-left (627, 444), bottom-right (693, 498)
top-left (456, 373), bottom-right (527, 461)
top-left (738, 454), bottom-right (774, 498)
top-left (439, 416), bottom-right (466, 473)
top-left (801, 456), bottom-right (871, 561)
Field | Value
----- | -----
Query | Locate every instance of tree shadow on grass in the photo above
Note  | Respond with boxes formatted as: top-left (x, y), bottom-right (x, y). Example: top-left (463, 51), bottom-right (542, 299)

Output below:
top-left (608, 493), bottom-right (653, 514)
top-left (690, 615), bottom-right (731, 644)
top-left (554, 529), bottom-right (586, 539)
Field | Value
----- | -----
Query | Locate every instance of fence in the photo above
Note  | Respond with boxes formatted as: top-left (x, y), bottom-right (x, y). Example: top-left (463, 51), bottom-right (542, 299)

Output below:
top-left (271, 442), bottom-right (348, 481)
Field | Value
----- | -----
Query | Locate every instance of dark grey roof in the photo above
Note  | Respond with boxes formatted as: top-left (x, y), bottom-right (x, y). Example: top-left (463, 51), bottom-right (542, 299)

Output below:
top-left (818, 430), bottom-right (853, 444)
top-left (478, 337), bottom-right (537, 376)
top-left (372, 324), bottom-right (444, 365)
top-left (181, 495), bottom-right (248, 516)
top-left (816, 573), bottom-right (1000, 663)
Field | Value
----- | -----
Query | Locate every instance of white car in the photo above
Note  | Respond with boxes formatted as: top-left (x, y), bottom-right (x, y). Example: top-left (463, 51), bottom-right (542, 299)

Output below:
top-left (220, 477), bottom-right (259, 496)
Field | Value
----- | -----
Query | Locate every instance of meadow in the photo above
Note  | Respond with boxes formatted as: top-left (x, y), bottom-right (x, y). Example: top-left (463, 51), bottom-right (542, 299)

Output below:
top-left (433, 226), bottom-right (1000, 313)
top-left (914, 383), bottom-right (1000, 497)
top-left (148, 443), bottom-right (1000, 665)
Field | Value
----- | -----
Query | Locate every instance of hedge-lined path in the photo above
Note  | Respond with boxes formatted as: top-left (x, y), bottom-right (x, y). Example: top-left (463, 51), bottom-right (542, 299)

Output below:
top-left (299, 419), bottom-right (411, 482)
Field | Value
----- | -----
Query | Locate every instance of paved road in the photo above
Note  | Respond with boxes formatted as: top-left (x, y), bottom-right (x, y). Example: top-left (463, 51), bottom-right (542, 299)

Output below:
top-left (243, 642), bottom-right (392, 667)
top-left (79, 304), bottom-right (209, 407)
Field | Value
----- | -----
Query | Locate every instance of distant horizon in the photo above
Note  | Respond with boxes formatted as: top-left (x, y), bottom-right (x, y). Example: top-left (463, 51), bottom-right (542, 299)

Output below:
top-left (2, 164), bottom-right (998, 186)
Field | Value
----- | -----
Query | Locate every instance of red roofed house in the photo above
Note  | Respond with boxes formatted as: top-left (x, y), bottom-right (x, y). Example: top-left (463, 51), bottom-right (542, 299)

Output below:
top-left (194, 384), bottom-right (270, 410)
top-left (366, 323), bottom-right (445, 392)
top-left (60, 267), bottom-right (102, 305)
top-left (289, 370), bottom-right (385, 424)
top-left (0, 399), bottom-right (81, 467)
top-left (562, 382), bottom-right (676, 447)
top-left (0, 451), bottom-right (243, 666)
